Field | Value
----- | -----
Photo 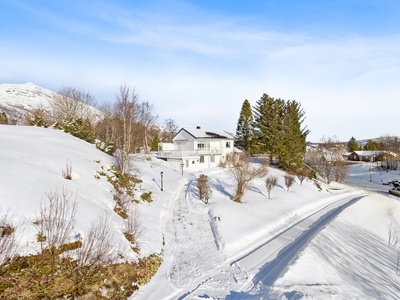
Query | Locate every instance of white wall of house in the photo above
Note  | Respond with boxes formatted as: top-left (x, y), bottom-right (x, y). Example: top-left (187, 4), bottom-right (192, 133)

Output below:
top-left (158, 128), bottom-right (234, 171)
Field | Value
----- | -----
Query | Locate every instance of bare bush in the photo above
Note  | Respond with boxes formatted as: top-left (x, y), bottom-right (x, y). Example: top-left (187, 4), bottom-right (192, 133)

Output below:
top-left (265, 176), bottom-right (278, 199)
top-left (0, 211), bottom-right (17, 265)
top-left (296, 169), bottom-right (308, 185)
top-left (37, 188), bottom-right (77, 259)
top-left (284, 175), bottom-right (295, 191)
top-left (123, 207), bottom-right (144, 248)
top-left (224, 152), bottom-right (269, 203)
top-left (76, 212), bottom-right (115, 272)
top-left (62, 159), bottom-right (72, 180)
top-left (113, 190), bottom-right (130, 219)
top-left (313, 179), bottom-right (322, 191)
top-left (387, 221), bottom-right (400, 247)
top-left (197, 174), bottom-right (213, 204)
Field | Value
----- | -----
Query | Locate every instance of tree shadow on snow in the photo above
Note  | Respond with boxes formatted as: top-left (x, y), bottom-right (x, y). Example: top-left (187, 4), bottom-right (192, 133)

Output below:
top-left (247, 185), bottom-right (268, 199)
top-left (209, 177), bottom-right (233, 200)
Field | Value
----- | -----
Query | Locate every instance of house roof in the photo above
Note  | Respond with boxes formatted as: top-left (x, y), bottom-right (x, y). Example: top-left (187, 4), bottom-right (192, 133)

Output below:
top-left (352, 151), bottom-right (382, 157)
top-left (173, 128), bottom-right (235, 140)
top-left (351, 150), bottom-right (398, 157)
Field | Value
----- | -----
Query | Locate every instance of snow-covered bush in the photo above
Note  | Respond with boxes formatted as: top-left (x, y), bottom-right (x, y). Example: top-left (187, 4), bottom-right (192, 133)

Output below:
top-left (27, 114), bottom-right (49, 128)
top-left (96, 140), bottom-right (116, 155)
top-left (53, 117), bottom-right (97, 143)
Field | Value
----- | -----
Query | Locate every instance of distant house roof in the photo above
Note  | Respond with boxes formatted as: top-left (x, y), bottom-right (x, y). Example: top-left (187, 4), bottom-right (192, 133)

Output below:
top-left (173, 128), bottom-right (235, 140)
top-left (351, 151), bottom-right (398, 157)
top-left (352, 151), bottom-right (381, 157)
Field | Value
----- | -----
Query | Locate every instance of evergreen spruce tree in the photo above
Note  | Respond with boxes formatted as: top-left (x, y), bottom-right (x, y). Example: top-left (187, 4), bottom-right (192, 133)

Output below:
top-left (252, 94), bottom-right (281, 160)
top-left (347, 137), bottom-right (359, 152)
top-left (235, 99), bottom-right (254, 154)
top-left (151, 133), bottom-right (161, 151)
top-left (279, 100), bottom-right (309, 169)
top-left (363, 139), bottom-right (378, 151)
top-left (253, 93), bottom-right (309, 168)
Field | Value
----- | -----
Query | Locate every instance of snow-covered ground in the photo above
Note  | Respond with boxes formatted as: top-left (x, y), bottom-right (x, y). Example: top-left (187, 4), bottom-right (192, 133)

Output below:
top-left (268, 164), bottom-right (400, 300)
top-left (2, 125), bottom-right (399, 299)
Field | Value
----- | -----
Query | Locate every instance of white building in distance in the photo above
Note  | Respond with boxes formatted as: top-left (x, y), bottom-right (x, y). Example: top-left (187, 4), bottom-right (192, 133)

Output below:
top-left (158, 127), bottom-right (235, 171)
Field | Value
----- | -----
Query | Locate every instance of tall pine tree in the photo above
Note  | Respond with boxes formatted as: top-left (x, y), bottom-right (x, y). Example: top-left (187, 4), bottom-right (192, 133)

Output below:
top-left (235, 99), bottom-right (254, 154)
top-left (252, 94), bottom-right (309, 168)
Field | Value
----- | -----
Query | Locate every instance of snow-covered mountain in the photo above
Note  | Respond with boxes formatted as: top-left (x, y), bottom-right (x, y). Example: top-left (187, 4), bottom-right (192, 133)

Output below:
top-left (0, 82), bottom-right (103, 124)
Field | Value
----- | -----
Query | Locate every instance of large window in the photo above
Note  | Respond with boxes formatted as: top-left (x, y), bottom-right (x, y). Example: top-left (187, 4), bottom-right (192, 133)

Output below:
top-left (211, 155), bottom-right (215, 163)
top-left (198, 142), bottom-right (205, 149)
top-left (226, 142), bottom-right (231, 148)
top-left (200, 156), bottom-right (205, 163)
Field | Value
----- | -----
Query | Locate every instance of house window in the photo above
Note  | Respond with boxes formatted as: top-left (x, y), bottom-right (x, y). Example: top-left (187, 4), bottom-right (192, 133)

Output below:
top-left (198, 142), bottom-right (205, 149)
top-left (226, 142), bottom-right (231, 148)
top-left (192, 160), bottom-right (195, 164)
top-left (186, 160), bottom-right (189, 167)
top-left (211, 155), bottom-right (215, 163)
top-left (200, 156), bottom-right (205, 163)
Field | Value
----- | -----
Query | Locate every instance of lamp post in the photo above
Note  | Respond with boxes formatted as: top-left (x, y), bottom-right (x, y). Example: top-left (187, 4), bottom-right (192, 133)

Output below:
top-left (160, 172), bottom-right (164, 191)
top-left (180, 160), bottom-right (184, 175)
top-left (370, 157), bottom-right (372, 182)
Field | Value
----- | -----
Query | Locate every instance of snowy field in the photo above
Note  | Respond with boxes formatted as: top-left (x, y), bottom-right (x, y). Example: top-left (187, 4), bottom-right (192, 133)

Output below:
top-left (1, 125), bottom-right (399, 299)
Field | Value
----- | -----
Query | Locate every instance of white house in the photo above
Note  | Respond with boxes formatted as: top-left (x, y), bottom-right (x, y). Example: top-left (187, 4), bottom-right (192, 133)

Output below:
top-left (158, 127), bottom-right (235, 171)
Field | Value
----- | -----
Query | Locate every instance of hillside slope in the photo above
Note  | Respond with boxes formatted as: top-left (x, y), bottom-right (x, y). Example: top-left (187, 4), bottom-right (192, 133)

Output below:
top-left (0, 82), bottom-right (103, 124)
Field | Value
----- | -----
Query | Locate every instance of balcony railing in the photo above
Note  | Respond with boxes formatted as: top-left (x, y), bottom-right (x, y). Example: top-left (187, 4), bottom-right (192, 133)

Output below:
top-left (158, 148), bottom-right (223, 158)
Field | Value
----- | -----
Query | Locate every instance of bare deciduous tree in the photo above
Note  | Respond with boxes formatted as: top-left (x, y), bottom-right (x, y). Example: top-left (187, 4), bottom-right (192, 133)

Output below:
top-left (37, 188), bottom-right (77, 260)
top-left (114, 84), bottom-right (139, 173)
top-left (138, 101), bottom-right (158, 154)
top-left (305, 136), bottom-right (349, 184)
top-left (224, 152), bottom-right (269, 203)
top-left (51, 87), bottom-right (97, 123)
top-left (163, 119), bottom-right (179, 142)
top-left (265, 176), bottom-right (278, 199)
top-left (76, 212), bottom-right (115, 272)
top-left (284, 175), bottom-right (295, 191)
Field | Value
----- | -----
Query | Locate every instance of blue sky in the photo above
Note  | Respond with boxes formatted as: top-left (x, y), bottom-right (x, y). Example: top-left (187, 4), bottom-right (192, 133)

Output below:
top-left (1, 0), bottom-right (400, 142)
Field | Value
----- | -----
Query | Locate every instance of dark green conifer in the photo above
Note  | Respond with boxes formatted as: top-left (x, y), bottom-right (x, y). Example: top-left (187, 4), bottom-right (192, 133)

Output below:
top-left (151, 134), bottom-right (161, 152)
top-left (235, 99), bottom-right (254, 154)
top-left (347, 137), bottom-right (359, 152)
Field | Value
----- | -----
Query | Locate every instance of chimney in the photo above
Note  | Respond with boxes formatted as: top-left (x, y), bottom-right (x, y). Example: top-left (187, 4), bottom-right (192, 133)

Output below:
top-left (196, 126), bottom-right (201, 129)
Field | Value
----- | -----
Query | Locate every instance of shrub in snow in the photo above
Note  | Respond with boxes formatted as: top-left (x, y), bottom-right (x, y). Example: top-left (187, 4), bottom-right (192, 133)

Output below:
top-left (197, 174), bottom-right (213, 204)
top-left (265, 176), bottom-right (278, 199)
top-left (224, 152), bottom-right (269, 203)
top-left (27, 114), bottom-right (49, 128)
top-left (96, 140), bottom-right (116, 155)
top-left (0, 112), bottom-right (8, 125)
top-left (36, 188), bottom-right (77, 260)
top-left (141, 191), bottom-right (152, 203)
top-left (0, 211), bottom-right (16, 264)
top-left (284, 175), bottom-right (295, 191)
top-left (53, 117), bottom-right (97, 143)
top-left (61, 159), bottom-right (72, 180)
top-left (295, 169), bottom-right (309, 185)
top-left (123, 206), bottom-right (144, 253)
